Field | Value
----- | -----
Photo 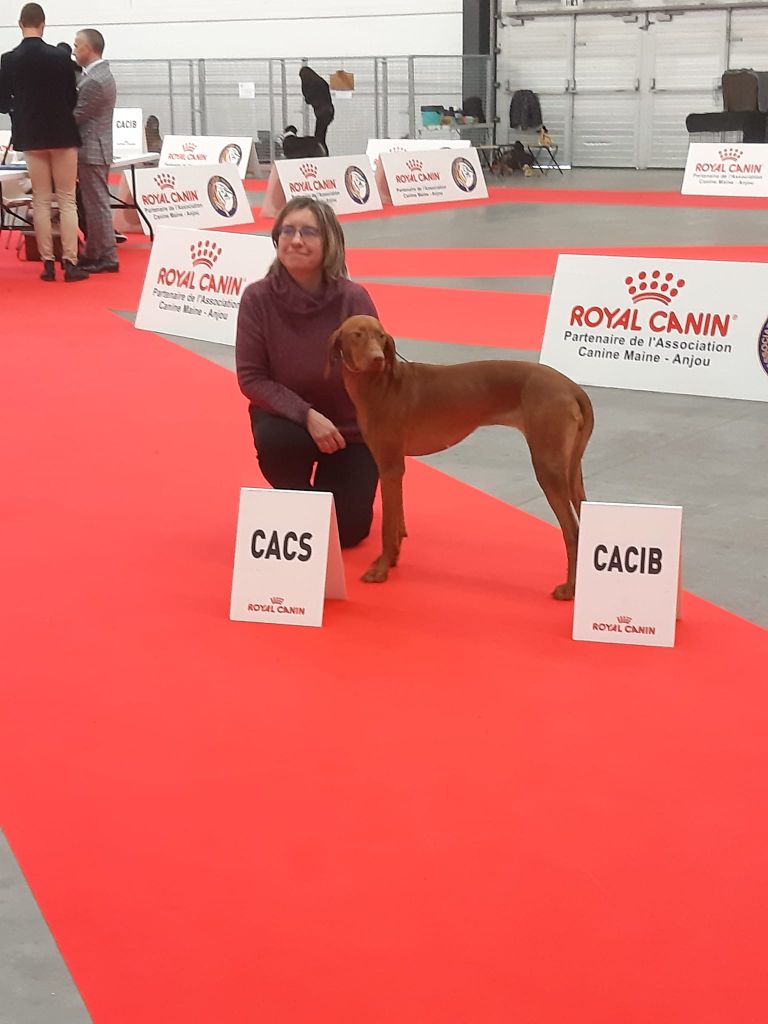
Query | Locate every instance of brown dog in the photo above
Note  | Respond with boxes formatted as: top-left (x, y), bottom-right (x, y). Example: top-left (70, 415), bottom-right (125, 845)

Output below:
top-left (329, 315), bottom-right (594, 600)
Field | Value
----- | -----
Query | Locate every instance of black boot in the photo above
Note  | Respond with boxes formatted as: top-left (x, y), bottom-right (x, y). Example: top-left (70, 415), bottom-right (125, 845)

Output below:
top-left (63, 260), bottom-right (89, 282)
top-left (40, 260), bottom-right (55, 282)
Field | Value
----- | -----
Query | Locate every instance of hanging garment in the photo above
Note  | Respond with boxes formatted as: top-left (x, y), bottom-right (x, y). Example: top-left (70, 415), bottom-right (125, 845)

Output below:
top-left (509, 90), bottom-right (543, 130)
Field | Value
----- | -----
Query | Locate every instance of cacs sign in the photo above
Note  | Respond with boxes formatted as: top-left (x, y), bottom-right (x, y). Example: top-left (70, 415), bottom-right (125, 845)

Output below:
top-left (230, 488), bottom-right (347, 627)
top-left (541, 255), bottom-right (768, 402)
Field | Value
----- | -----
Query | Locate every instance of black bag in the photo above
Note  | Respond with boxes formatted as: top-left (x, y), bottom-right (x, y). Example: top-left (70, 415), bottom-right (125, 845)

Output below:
top-left (503, 140), bottom-right (535, 171)
top-left (462, 96), bottom-right (486, 122)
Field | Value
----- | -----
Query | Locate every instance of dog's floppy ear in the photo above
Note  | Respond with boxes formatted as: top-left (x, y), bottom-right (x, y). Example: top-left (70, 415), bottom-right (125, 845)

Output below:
top-left (325, 328), bottom-right (343, 377)
top-left (383, 333), bottom-right (396, 369)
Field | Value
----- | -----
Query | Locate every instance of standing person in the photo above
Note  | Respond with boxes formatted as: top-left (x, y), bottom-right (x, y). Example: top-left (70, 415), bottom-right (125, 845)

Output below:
top-left (0, 3), bottom-right (87, 282)
top-left (55, 41), bottom-right (81, 79)
top-left (299, 66), bottom-right (334, 154)
top-left (72, 28), bottom-right (118, 273)
top-left (235, 198), bottom-right (380, 549)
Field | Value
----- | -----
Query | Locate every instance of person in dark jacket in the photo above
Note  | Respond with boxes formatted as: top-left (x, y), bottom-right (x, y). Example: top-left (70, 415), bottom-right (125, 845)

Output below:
top-left (235, 198), bottom-right (379, 548)
top-left (299, 66), bottom-right (335, 154)
top-left (0, 4), bottom-right (87, 281)
top-left (55, 41), bottom-right (82, 78)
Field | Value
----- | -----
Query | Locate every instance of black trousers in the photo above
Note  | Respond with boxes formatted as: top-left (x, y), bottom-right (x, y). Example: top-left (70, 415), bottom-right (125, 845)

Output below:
top-left (313, 104), bottom-right (335, 152)
top-left (249, 411), bottom-right (379, 549)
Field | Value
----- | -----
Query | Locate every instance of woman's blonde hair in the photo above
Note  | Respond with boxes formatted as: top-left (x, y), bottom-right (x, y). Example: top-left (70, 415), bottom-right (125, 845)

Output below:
top-left (270, 197), bottom-right (347, 280)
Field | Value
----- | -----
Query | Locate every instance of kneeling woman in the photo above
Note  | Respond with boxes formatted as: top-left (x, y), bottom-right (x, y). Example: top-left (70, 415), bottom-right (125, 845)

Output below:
top-left (235, 198), bottom-right (379, 547)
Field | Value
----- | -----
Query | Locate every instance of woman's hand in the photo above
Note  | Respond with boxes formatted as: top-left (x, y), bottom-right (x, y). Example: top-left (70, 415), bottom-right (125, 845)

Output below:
top-left (306, 408), bottom-right (347, 454)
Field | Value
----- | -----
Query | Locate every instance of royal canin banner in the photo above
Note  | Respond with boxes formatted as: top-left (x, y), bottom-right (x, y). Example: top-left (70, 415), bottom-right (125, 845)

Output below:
top-left (134, 227), bottom-right (274, 346)
top-left (159, 135), bottom-right (256, 179)
top-left (682, 142), bottom-right (768, 197)
top-left (261, 155), bottom-right (382, 218)
top-left (377, 148), bottom-right (488, 207)
top-left (540, 255), bottom-right (768, 402)
top-left (365, 137), bottom-right (470, 169)
top-left (130, 164), bottom-right (252, 234)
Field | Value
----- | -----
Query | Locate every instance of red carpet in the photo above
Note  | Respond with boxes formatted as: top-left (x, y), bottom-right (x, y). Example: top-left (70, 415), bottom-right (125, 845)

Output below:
top-left (2, 241), bottom-right (768, 1024)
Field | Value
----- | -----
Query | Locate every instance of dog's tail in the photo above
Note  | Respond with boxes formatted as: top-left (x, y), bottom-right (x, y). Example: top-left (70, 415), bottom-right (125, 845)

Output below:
top-left (569, 388), bottom-right (594, 519)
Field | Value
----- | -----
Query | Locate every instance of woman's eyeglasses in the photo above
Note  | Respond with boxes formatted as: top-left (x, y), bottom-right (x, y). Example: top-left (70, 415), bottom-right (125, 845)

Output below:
top-left (278, 224), bottom-right (321, 240)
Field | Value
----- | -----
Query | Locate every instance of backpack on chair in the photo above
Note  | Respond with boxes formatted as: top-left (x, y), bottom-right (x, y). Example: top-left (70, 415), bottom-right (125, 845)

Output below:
top-left (503, 140), bottom-right (536, 174)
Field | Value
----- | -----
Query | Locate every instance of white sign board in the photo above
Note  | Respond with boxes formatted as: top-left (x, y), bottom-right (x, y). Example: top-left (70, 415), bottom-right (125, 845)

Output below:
top-left (540, 255), bottom-right (768, 402)
top-left (112, 108), bottom-right (143, 158)
top-left (135, 227), bottom-right (274, 346)
top-left (573, 503), bottom-right (682, 648)
top-left (230, 488), bottom-right (346, 627)
top-left (159, 135), bottom-right (256, 179)
top-left (261, 154), bottom-right (382, 218)
top-left (366, 137), bottom-right (471, 164)
top-left (682, 142), bottom-right (768, 197)
top-left (377, 147), bottom-right (488, 207)
top-left (130, 163), bottom-right (252, 234)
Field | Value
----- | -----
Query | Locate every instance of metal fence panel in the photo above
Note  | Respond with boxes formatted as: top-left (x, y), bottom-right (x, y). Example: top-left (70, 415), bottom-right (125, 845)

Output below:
top-left (110, 60), bottom-right (197, 141)
top-left (108, 54), bottom-right (493, 162)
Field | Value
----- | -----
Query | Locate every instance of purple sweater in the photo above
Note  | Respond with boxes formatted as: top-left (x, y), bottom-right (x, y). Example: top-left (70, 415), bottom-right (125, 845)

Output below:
top-left (235, 264), bottom-right (378, 443)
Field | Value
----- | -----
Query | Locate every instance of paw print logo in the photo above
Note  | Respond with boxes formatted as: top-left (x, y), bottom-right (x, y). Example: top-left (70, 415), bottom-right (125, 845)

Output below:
top-left (406, 158), bottom-right (423, 172)
top-left (190, 240), bottom-right (222, 268)
top-left (154, 172), bottom-right (176, 191)
top-left (300, 163), bottom-right (317, 178)
top-left (624, 270), bottom-right (685, 306)
top-left (719, 147), bottom-right (743, 161)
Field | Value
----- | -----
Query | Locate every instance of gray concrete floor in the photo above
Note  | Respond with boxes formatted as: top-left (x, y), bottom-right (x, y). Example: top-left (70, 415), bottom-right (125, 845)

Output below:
top-left (0, 834), bottom-right (91, 1024)
top-left (4, 167), bottom-right (767, 1024)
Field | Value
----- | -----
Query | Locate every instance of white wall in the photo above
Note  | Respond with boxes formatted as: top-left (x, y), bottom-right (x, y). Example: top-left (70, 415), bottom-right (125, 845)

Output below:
top-left (0, 1), bottom-right (463, 59)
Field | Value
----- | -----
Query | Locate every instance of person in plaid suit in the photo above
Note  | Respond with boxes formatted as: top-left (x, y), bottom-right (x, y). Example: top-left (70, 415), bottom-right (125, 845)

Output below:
top-left (73, 28), bottom-right (117, 273)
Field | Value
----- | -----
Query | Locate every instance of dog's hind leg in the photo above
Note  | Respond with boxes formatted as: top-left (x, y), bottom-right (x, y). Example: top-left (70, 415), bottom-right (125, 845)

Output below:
top-left (529, 449), bottom-right (580, 601)
top-left (569, 395), bottom-right (593, 520)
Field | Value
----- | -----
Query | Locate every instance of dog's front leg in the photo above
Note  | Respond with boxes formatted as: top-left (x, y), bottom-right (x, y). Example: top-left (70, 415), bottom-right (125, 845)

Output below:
top-left (362, 457), bottom-right (405, 583)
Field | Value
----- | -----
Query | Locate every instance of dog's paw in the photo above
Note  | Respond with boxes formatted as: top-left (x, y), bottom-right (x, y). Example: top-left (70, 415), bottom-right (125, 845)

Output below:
top-left (362, 559), bottom-right (390, 583)
top-left (552, 581), bottom-right (575, 601)
top-left (364, 565), bottom-right (391, 581)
